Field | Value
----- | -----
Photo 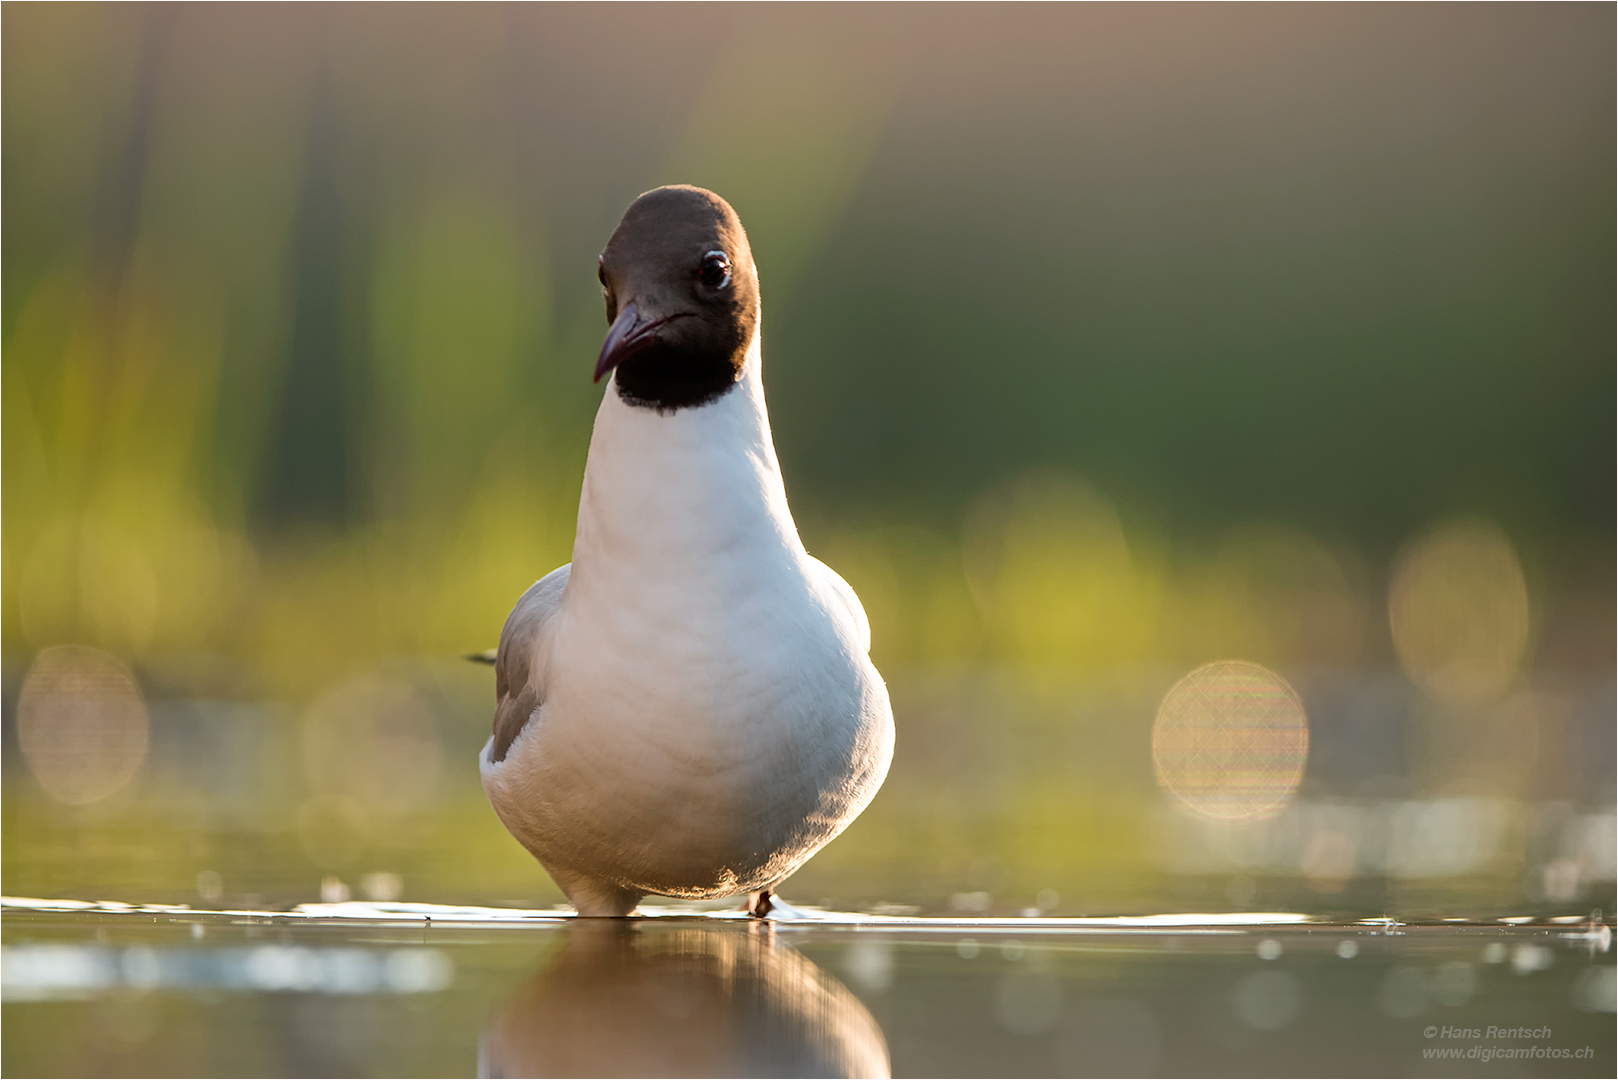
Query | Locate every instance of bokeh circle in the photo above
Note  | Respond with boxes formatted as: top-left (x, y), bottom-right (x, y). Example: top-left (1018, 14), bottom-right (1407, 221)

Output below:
top-left (1152, 660), bottom-right (1309, 822)
top-left (1388, 519), bottom-right (1529, 704)
top-left (17, 645), bottom-right (149, 805)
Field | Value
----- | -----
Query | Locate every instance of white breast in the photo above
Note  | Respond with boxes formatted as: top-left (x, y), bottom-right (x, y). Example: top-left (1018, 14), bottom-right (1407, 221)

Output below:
top-left (481, 345), bottom-right (893, 899)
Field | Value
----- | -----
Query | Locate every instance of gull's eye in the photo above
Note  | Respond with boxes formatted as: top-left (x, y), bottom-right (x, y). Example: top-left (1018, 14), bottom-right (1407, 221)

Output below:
top-left (699, 251), bottom-right (731, 290)
top-left (598, 258), bottom-right (608, 288)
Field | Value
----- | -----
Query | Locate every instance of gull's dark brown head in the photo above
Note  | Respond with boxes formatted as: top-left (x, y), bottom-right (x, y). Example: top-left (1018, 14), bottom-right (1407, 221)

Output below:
top-left (595, 186), bottom-right (761, 412)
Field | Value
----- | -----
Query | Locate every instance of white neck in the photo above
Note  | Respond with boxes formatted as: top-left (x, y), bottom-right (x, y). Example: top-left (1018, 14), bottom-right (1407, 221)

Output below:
top-left (569, 337), bottom-right (804, 586)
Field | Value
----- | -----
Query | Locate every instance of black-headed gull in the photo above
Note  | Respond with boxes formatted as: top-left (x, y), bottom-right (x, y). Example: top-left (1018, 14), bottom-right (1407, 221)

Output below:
top-left (480, 186), bottom-right (894, 917)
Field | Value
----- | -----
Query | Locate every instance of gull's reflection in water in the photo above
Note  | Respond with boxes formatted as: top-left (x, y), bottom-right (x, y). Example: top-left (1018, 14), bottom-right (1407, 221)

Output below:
top-left (480, 920), bottom-right (890, 1079)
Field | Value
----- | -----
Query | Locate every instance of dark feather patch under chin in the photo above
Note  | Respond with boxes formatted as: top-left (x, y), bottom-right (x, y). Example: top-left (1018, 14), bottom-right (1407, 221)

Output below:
top-left (615, 376), bottom-right (740, 414)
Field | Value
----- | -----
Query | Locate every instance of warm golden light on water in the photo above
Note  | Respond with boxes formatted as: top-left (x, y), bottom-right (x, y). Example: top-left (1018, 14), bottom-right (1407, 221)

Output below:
top-left (1, 4), bottom-right (1609, 940)
top-left (1388, 520), bottom-right (1530, 704)
top-left (16, 645), bottom-right (149, 805)
top-left (1152, 660), bottom-right (1309, 822)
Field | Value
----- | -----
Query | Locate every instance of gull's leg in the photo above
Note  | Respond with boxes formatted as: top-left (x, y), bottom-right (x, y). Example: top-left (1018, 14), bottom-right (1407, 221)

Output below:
top-left (549, 866), bottom-right (643, 917)
top-left (745, 888), bottom-right (774, 918)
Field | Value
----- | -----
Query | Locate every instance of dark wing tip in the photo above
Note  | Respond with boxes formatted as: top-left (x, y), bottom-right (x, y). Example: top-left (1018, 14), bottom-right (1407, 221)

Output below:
top-left (490, 684), bottom-right (542, 764)
top-left (465, 649), bottom-right (498, 665)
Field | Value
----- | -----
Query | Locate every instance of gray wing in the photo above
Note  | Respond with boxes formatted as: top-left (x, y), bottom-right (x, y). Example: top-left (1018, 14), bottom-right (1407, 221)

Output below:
top-left (489, 564), bottom-right (570, 763)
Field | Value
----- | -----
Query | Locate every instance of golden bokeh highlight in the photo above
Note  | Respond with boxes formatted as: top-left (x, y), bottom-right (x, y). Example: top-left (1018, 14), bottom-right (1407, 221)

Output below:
top-left (1152, 660), bottom-right (1309, 823)
top-left (300, 675), bottom-right (444, 815)
top-left (962, 472), bottom-right (1155, 669)
top-left (1184, 526), bottom-right (1368, 671)
top-left (17, 645), bottom-right (150, 805)
top-left (1388, 520), bottom-right (1530, 704)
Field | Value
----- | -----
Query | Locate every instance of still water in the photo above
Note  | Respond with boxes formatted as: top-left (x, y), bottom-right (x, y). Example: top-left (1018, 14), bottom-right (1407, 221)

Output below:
top-left (2, 899), bottom-right (1612, 1078)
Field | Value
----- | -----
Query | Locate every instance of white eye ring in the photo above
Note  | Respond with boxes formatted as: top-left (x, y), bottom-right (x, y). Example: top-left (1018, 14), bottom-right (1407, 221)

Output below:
top-left (700, 250), bottom-right (732, 290)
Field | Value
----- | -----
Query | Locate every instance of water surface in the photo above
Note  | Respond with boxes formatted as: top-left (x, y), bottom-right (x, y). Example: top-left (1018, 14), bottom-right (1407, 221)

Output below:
top-left (3, 898), bottom-right (1612, 1077)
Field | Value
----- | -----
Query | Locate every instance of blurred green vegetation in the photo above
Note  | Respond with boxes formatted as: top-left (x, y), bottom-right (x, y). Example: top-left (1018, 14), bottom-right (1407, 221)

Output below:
top-left (3, 5), bottom-right (1612, 915)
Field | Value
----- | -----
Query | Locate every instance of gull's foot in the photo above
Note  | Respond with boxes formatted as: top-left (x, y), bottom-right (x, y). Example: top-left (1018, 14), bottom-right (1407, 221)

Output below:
top-left (746, 888), bottom-right (774, 918)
